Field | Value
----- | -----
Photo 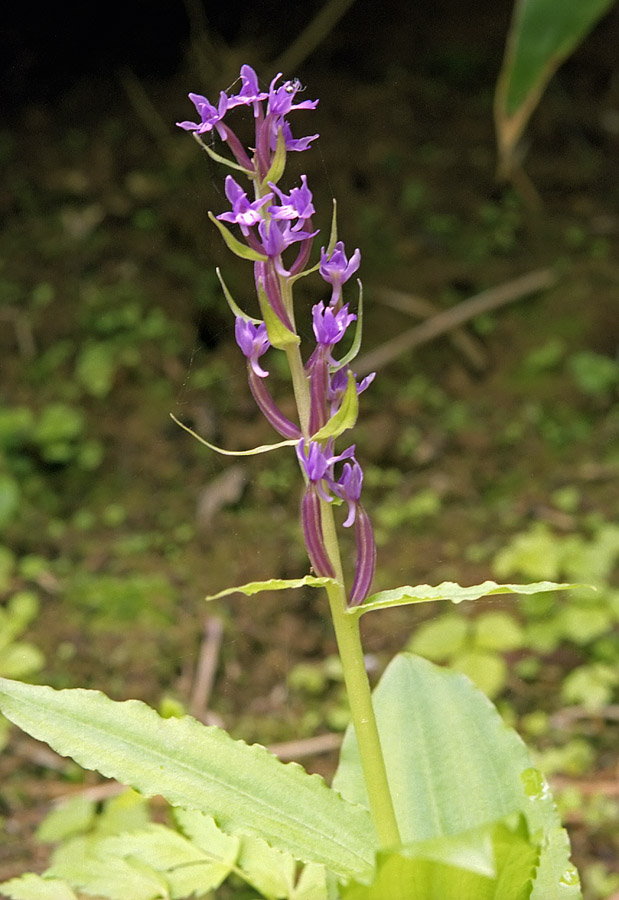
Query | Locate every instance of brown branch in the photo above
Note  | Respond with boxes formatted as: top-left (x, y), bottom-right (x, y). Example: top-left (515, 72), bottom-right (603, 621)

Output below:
top-left (373, 285), bottom-right (488, 371)
top-left (356, 269), bottom-right (557, 376)
top-left (189, 616), bottom-right (224, 721)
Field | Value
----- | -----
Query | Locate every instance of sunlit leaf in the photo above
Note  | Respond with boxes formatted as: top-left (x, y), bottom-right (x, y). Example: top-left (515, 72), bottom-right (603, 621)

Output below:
top-left (0, 874), bottom-right (79, 900)
top-left (351, 580), bottom-right (581, 617)
top-left (208, 212), bottom-right (267, 261)
top-left (0, 678), bottom-right (374, 881)
top-left (334, 654), bottom-right (581, 898)
top-left (206, 575), bottom-right (336, 602)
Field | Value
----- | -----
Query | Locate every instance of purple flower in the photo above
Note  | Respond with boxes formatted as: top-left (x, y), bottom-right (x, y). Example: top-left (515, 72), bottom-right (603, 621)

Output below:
top-left (319, 242), bottom-right (361, 307)
top-left (234, 318), bottom-right (270, 377)
top-left (328, 368), bottom-right (375, 410)
top-left (296, 440), bottom-right (355, 501)
top-left (176, 91), bottom-right (228, 135)
top-left (312, 303), bottom-right (356, 347)
top-left (278, 120), bottom-right (319, 153)
top-left (268, 175), bottom-right (315, 226)
top-left (227, 65), bottom-right (268, 111)
top-left (258, 219), bottom-right (318, 264)
top-left (333, 460), bottom-right (364, 527)
top-left (267, 74), bottom-right (319, 118)
top-left (217, 176), bottom-right (272, 236)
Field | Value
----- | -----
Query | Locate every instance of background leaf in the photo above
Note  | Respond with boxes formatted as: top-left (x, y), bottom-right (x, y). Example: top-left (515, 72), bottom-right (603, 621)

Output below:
top-left (494, 0), bottom-right (615, 177)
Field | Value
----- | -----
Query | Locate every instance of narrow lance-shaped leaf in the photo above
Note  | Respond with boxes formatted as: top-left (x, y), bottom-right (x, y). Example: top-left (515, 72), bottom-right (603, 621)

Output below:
top-left (257, 278), bottom-right (300, 349)
top-left (216, 267), bottom-right (262, 324)
top-left (260, 127), bottom-right (287, 190)
top-left (0, 678), bottom-right (375, 881)
top-left (170, 413), bottom-right (298, 456)
top-left (193, 133), bottom-right (252, 175)
top-left (311, 369), bottom-right (359, 442)
top-left (349, 580), bottom-right (586, 617)
top-left (209, 212), bottom-right (268, 262)
top-left (333, 280), bottom-right (364, 371)
top-left (205, 574), bottom-right (336, 602)
top-left (494, 0), bottom-right (615, 178)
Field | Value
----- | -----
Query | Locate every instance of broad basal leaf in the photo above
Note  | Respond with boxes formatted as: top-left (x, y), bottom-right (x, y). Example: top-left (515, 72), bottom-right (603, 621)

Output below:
top-left (333, 654), bottom-right (581, 899)
top-left (351, 580), bottom-right (580, 617)
top-left (0, 678), bottom-right (374, 881)
top-left (341, 820), bottom-right (538, 900)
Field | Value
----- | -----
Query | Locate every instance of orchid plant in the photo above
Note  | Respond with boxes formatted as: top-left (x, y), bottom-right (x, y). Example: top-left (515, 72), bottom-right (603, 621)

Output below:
top-left (0, 68), bottom-right (585, 899)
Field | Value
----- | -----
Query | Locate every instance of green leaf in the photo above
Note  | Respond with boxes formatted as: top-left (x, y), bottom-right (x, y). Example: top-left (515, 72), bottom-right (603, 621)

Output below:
top-left (0, 874), bottom-right (79, 900)
top-left (351, 580), bottom-right (580, 617)
top-left (171, 413), bottom-right (298, 456)
top-left (334, 653), bottom-right (531, 841)
top-left (0, 678), bottom-right (375, 881)
top-left (236, 833), bottom-right (297, 898)
top-left (341, 821), bottom-right (538, 900)
top-left (311, 370), bottom-right (359, 441)
top-left (216, 267), bottom-right (262, 324)
top-left (257, 278), bottom-right (300, 349)
top-left (333, 654), bottom-right (581, 898)
top-left (333, 281), bottom-right (364, 371)
top-left (75, 342), bottom-right (118, 398)
top-left (292, 863), bottom-right (328, 900)
top-left (48, 835), bottom-right (169, 900)
top-left (208, 212), bottom-right (268, 262)
top-left (94, 823), bottom-right (237, 897)
top-left (495, 0), bottom-right (615, 177)
top-left (206, 575), bottom-right (336, 602)
top-left (36, 795), bottom-right (96, 843)
top-left (261, 126), bottom-right (287, 188)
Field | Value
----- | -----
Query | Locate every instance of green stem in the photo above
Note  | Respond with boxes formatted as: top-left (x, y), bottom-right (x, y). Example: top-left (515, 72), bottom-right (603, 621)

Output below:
top-left (321, 507), bottom-right (401, 849)
top-left (282, 270), bottom-right (400, 849)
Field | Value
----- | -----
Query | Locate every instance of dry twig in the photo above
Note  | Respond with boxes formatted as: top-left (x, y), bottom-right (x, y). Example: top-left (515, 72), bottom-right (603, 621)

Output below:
top-left (356, 269), bottom-right (557, 375)
top-left (189, 616), bottom-right (224, 721)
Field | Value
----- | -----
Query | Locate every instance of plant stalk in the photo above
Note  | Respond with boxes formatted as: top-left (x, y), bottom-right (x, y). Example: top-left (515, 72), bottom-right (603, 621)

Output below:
top-left (321, 506), bottom-right (401, 849)
top-left (285, 282), bottom-right (401, 849)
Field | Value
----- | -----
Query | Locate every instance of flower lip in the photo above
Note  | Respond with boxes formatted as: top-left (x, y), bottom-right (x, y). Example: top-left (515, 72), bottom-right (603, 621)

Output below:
top-left (176, 91), bottom-right (228, 134)
top-left (319, 242), bottom-right (361, 305)
top-left (234, 318), bottom-right (270, 377)
top-left (312, 302), bottom-right (356, 347)
top-left (217, 176), bottom-right (272, 235)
